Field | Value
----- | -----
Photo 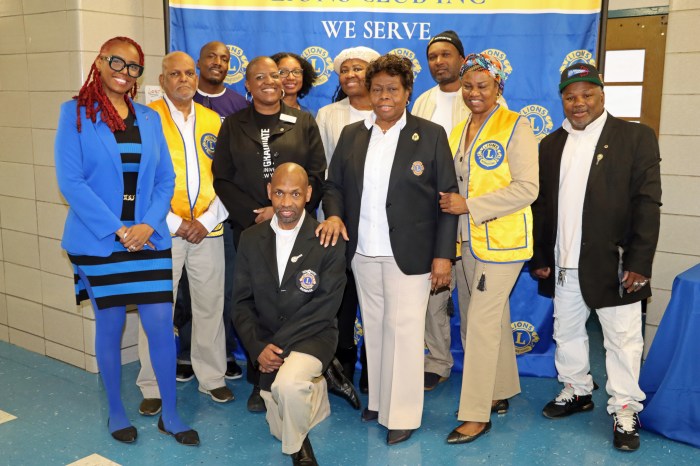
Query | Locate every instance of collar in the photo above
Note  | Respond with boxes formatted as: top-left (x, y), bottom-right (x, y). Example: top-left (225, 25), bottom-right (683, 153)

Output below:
top-left (270, 209), bottom-right (306, 236)
top-left (363, 108), bottom-right (408, 131)
top-left (196, 88), bottom-right (227, 98)
top-left (163, 94), bottom-right (195, 120)
top-left (563, 110), bottom-right (608, 135)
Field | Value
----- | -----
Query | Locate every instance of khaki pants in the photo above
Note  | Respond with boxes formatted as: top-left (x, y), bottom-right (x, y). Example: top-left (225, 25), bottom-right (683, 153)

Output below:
top-left (137, 236), bottom-right (226, 397)
top-left (260, 351), bottom-right (330, 454)
top-left (424, 258), bottom-right (471, 377)
top-left (457, 253), bottom-right (522, 422)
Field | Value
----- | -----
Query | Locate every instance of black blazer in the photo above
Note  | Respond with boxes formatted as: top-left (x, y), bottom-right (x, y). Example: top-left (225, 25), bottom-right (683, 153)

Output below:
top-left (531, 114), bottom-right (662, 309)
top-left (213, 102), bottom-right (326, 245)
top-left (232, 214), bottom-right (346, 391)
top-left (323, 112), bottom-right (459, 275)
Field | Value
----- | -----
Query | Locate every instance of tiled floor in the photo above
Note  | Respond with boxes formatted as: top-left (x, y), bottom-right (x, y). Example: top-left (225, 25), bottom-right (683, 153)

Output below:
top-left (1, 319), bottom-right (699, 466)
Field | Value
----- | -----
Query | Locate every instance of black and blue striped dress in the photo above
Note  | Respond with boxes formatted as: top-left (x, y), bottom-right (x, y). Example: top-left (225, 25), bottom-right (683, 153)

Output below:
top-left (70, 112), bottom-right (173, 310)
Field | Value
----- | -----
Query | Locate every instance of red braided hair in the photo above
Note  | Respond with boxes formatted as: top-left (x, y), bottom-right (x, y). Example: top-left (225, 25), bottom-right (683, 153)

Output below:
top-left (74, 36), bottom-right (145, 133)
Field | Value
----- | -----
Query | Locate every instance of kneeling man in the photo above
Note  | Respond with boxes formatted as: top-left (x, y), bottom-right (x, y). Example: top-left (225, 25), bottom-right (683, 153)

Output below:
top-left (233, 163), bottom-right (346, 465)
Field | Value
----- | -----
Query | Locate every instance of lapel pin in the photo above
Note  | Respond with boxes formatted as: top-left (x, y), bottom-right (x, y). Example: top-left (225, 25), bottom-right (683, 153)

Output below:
top-left (604, 144), bottom-right (608, 149)
top-left (596, 154), bottom-right (604, 166)
top-left (412, 132), bottom-right (419, 141)
top-left (291, 254), bottom-right (303, 263)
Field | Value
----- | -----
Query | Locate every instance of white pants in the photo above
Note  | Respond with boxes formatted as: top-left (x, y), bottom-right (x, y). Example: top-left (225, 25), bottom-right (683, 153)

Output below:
top-left (137, 236), bottom-right (226, 397)
top-left (352, 254), bottom-right (431, 429)
top-left (260, 352), bottom-right (330, 455)
top-left (553, 267), bottom-right (645, 414)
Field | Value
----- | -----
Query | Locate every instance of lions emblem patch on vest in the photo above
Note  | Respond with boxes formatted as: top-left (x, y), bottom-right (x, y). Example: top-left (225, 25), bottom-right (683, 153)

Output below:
top-left (411, 161), bottom-right (424, 176)
top-left (474, 141), bottom-right (505, 170)
top-left (200, 133), bottom-right (217, 159)
top-left (297, 269), bottom-right (319, 293)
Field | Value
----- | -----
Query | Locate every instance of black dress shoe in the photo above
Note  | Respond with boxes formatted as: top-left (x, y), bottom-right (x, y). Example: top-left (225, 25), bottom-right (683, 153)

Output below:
top-left (247, 385), bottom-right (266, 413)
top-left (446, 421), bottom-right (491, 444)
top-left (361, 408), bottom-right (378, 422)
top-left (492, 399), bottom-right (509, 414)
top-left (110, 424), bottom-right (137, 443)
top-left (324, 357), bottom-right (361, 410)
top-left (424, 372), bottom-right (448, 391)
top-left (291, 436), bottom-right (318, 466)
top-left (157, 416), bottom-right (200, 446)
top-left (387, 429), bottom-right (414, 445)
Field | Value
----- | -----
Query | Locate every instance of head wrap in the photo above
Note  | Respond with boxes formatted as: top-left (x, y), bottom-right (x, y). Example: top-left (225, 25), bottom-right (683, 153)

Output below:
top-left (333, 46), bottom-right (381, 74)
top-left (426, 30), bottom-right (465, 58)
top-left (459, 53), bottom-right (506, 95)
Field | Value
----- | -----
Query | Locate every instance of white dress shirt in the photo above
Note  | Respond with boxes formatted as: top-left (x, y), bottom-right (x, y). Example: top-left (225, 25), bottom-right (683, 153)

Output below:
top-left (163, 95), bottom-right (228, 234)
top-left (356, 110), bottom-right (407, 257)
top-left (270, 210), bottom-right (306, 284)
top-left (556, 111), bottom-right (608, 268)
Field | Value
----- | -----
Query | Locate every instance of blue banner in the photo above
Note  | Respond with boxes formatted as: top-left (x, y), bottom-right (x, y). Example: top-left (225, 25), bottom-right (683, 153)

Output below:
top-left (170, 0), bottom-right (601, 376)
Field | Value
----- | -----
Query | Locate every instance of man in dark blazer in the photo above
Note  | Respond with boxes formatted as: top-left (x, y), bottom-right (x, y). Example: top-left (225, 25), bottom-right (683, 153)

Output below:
top-left (531, 63), bottom-right (661, 452)
top-left (233, 163), bottom-right (346, 466)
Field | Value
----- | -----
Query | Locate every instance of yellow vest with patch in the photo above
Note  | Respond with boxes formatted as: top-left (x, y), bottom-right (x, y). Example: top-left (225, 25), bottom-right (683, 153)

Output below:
top-left (449, 105), bottom-right (533, 263)
top-left (149, 99), bottom-right (223, 238)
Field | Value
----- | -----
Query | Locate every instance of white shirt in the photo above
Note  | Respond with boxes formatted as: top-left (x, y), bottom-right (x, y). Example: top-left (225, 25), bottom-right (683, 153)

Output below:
top-left (356, 110), bottom-right (407, 256)
top-left (163, 95), bottom-right (228, 234)
top-left (556, 111), bottom-right (608, 268)
top-left (433, 89), bottom-right (459, 136)
top-left (270, 210), bottom-right (306, 285)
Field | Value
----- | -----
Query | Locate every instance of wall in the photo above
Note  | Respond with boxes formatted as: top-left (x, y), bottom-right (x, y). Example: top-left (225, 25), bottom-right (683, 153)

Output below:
top-left (0, 0), bottom-right (165, 372)
top-left (643, 0), bottom-right (700, 355)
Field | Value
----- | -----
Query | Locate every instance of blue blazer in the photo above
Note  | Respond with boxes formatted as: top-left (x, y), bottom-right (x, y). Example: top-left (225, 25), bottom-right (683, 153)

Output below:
top-left (55, 99), bottom-right (175, 257)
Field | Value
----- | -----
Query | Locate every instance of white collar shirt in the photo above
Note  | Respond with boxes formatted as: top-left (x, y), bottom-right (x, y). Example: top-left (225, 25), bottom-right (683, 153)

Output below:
top-left (357, 110), bottom-right (407, 256)
top-left (556, 110), bottom-right (608, 268)
top-left (270, 209), bottom-right (306, 285)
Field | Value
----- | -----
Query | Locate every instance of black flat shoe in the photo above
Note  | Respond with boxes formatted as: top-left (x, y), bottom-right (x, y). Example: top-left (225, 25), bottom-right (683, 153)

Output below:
top-left (387, 429), bottom-right (414, 445)
top-left (446, 421), bottom-right (491, 444)
top-left (110, 425), bottom-right (137, 443)
top-left (492, 399), bottom-right (509, 414)
top-left (157, 416), bottom-right (200, 446)
top-left (361, 408), bottom-right (378, 422)
top-left (324, 357), bottom-right (361, 410)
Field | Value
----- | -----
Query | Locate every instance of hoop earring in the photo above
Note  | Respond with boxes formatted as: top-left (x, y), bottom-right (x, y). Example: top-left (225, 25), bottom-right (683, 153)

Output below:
top-left (245, 91), bottom-right (253, 103)
top-left (280, 89), bottom-right (286, 100)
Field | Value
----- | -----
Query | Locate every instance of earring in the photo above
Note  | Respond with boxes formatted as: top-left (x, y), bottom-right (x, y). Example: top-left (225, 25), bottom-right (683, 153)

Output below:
top-left (280, 89), bottom-right (286, 100)
top-left (245, 91), bottom-right (253, 103)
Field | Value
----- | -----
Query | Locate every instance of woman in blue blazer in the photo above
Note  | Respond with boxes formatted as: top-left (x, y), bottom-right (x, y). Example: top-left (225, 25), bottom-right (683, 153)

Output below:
top-left (54, 36), bottom-right (197, 445)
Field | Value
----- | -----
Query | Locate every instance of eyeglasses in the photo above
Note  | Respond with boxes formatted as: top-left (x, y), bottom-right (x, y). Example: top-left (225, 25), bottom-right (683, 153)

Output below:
top-left (278, 68), bottom-right (303, 78)
top-left (100, 55), bottom-right (144, 78)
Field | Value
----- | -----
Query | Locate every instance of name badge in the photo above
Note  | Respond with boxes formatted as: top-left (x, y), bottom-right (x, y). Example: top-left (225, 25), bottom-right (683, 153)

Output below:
top-left (280, 113), bottom-right (297, 124)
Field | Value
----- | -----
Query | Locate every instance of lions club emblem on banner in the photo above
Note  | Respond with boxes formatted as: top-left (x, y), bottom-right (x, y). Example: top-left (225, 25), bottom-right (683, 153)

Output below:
top-left (389, 48), bottom-right (422, 79)
top-left (481, 48), bottom-right (513, 81)
top-left (560, 50), bottom-right (595, 73)
top-left (474, 141), bottom-right (505, 170)
top-left (301, 46), bottom-right (333, 86)
top-left (200, 133), bottom-right (217, 159)
top-left (297, 269), bottom-right (319, 293)
top-left (225, 45), bottom-right (248, 85)
top-left (519, 105), bottom-right (554, 142)
top-left (512, 321), bottom-right (540, 355)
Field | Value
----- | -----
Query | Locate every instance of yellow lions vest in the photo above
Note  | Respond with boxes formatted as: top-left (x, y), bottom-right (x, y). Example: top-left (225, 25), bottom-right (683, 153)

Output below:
top-left (149, 99), bottom-right (223, 238)
top-left (449, 105), bottom-right (533, 263)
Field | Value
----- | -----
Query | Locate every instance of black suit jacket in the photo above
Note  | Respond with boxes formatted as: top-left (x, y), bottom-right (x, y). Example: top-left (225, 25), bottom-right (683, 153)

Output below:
top-left (323, 112), bottom-right (459, 275)
top-left (232, 214), bottom-right (346, 390)
top-left (531, 114), bottom-right (662, 309)
top-left (213, 102), bottom-right (326, 245)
